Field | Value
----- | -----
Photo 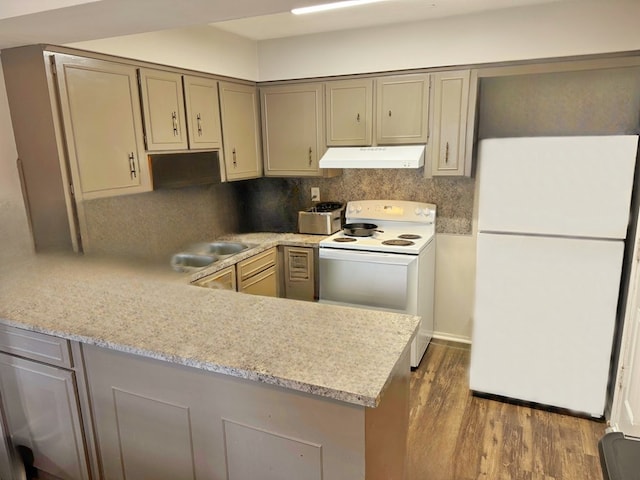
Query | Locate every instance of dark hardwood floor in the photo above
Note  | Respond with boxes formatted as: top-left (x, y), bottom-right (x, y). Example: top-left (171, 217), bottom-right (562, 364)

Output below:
top-left (406, 340), bottom-right (606, 480)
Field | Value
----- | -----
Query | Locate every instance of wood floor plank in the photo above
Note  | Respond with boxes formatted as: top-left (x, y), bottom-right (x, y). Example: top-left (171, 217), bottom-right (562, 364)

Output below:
top-left (407, 342), bottom-right (607, 480)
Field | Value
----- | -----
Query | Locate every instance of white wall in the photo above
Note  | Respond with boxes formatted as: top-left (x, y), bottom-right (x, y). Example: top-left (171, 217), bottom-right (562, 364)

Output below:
top-left (257, 1), bottom-right (640, 80)
top-left (0, 61), bottom-right (34, 261)
top-left (68, 25), bottom-right (260, 80)
top-left (66, 2), bottom-right (640, 83)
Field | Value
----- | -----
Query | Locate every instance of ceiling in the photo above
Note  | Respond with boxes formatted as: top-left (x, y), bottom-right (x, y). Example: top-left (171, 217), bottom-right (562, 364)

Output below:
top-left (213, 0), bottom-right (563, 41)
top-left (0, 0), bottom-right (567, 50)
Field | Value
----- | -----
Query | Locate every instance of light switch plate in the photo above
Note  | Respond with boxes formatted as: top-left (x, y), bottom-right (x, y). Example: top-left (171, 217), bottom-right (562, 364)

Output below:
top-left (311, 187), bottom-right (320, 202)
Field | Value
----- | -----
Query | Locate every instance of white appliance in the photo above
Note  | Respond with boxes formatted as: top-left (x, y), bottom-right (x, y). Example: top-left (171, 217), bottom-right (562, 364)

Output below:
top-left (319, 200), bottom-right (436, 367)
top-left (470, 135), bottom-right (639, 417)
top-left (318, 145), bottom-right (425, 169)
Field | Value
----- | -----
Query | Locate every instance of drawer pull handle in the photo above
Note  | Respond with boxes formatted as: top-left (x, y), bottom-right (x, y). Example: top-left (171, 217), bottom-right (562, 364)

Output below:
top-left (172, 111), bottom-right (178, 136)
top-left (128, 152), bottom-right (137, 179)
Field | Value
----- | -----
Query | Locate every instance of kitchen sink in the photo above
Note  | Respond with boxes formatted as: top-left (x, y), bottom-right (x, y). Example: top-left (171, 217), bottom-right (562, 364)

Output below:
top-left (201, 241), bottom-right (251, 257)
top-left (170, 253), bottom-right (218, 272)
top-left (170, 241), bottom-right (253, 272)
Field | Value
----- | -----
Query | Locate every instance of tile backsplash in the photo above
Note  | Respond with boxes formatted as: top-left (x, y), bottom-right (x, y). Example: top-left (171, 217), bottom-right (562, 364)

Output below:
top-left (82, 182), bottom-right (241, 260)
top-left (82, 168), bottom-right (474, 260)
top-left (235, 170), bottom-right (475, 235)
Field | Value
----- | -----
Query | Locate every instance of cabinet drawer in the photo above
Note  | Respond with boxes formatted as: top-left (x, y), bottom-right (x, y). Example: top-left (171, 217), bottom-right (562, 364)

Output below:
top-left (239, 265), bottom-right (278, 297)
top-left (0, 324), bottom-right (72, 368)
top-left (236, 248), bottom-right (277, 282)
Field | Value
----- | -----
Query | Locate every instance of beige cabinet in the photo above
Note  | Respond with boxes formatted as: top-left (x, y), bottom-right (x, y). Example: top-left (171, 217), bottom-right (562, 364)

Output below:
top-left (138, 68), bottom-right (188, 151)
top-left (429, 69), bottom-right (474, 176)
top-left (376, 74), bottom-right (430, 145)
top-left (261, 83), bottom-right (325, 177)
top-left (0, 326), bottom-right (91, 480)
top-left (183, 75), bottom-right (222, 150)
top-left (140, 71), bottom-right (222, 152)
top-left (218, 81), bottom-right (263, 181)
top-left (195, 248), bottom-right (279, 297)
top-left (236, 248), bottom-right (279, 297)
top-left (282, 246), bottom-right (316, 301)
top-left (82, 343), bottom-right (407, 480)
top-left (326, 79), bottom-right (373, 147)
top-left (56, 55), bottom-right (151, 200)
top-left (194, 265), bottom-right (236, 291)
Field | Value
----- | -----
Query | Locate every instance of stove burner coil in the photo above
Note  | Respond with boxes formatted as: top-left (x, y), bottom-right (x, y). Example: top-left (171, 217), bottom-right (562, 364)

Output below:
top-left (382, 239), bottom-right (415, 246)
top-left (398, 234), bottom-right (422, 240)
top-left (333, 237), bottom-right (357, 243)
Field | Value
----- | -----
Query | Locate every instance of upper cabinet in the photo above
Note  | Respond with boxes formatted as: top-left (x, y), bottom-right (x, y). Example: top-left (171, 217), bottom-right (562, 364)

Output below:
top-left (261, 83), bottom-right (330, 177)
top-left (326, 75), bottom-right (430, 147)
top-left (376, 74), bottom-right (430, 145)
top-left (55, 55), bottom-right (151, 199)
top-left (138, 68), bottom-right (188, 151)
top-left (326, 79), bottom-right (373, 147)
top-left (428, 69), bottom-right (476, 177)
top-left (218, 81), bottom-right (263, 181)
top-left (183, 75), bottom-right (222, 150)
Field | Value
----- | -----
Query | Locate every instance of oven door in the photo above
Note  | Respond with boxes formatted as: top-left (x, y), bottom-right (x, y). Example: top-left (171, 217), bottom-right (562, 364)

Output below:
top-left (318, 248), bottom-right (418, 314)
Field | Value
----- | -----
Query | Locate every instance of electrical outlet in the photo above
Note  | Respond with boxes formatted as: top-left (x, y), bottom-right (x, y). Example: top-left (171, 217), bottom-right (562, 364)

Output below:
top-left (311, 187), bottom-right (320, 202)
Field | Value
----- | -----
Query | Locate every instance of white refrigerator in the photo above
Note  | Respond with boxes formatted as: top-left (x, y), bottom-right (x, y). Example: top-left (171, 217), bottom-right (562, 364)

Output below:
top-left (470, 135), bottom-right (639, 417)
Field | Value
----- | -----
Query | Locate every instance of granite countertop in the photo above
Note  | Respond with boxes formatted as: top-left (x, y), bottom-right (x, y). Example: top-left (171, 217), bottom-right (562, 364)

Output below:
top-left (0, 234), bottom-right (419, 408)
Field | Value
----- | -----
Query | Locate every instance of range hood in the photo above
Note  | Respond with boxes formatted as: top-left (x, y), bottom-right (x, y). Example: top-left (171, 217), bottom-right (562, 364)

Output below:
top-left (319, 145), bottom-right (425, 169)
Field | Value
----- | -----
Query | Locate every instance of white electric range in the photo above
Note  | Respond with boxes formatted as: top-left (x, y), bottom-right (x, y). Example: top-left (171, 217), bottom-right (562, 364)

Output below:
top-left (319, 200), bottom-right (436, 367)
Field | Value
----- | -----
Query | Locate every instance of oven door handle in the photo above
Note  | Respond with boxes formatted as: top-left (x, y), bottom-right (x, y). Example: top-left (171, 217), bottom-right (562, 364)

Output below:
top-left (319, 248), bottom-right (417, 266)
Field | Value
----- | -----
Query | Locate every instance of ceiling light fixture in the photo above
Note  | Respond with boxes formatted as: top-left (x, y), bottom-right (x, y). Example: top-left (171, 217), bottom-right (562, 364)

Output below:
top-left (292, 0), bottom-right (387, 15)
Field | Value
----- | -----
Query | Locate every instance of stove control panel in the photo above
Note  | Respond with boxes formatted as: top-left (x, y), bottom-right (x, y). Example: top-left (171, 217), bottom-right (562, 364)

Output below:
top-left (346, 200), bottom-right (436, 224)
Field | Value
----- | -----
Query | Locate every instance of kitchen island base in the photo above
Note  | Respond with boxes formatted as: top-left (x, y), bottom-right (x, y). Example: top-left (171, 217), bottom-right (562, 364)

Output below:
top-left (82, 344), bottom-right (410, 480)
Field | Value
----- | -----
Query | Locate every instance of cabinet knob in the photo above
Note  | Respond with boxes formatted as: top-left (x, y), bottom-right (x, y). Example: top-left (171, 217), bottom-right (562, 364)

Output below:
top-left (356, 113), bottom-right (360, 122)
top-left (308, 147), bottom-right (313, 166)
top-left (196, 113), bottom-right (203, 136)
top-left (388, 110), bottom-right (392, 117)
top-left (232, 148), bottom-right (237, 166)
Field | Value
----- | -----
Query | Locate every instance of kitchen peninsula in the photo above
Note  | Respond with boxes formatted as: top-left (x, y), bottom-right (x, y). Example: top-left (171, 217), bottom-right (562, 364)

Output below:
top-left (0, 242), bottom-right (417, 480)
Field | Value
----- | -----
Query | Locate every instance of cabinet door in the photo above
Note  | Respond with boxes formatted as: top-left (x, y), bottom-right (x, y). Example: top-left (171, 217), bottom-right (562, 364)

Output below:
top-left (239, 265), bottom-right (278, 297)
top-left (218, 81), bottom-right (263, 181)
top-left (55, 55), bottom-right (150, 199)
top-left (139, 69), bottom-right (188, 151)
top-left (194, 265), bottom-right (237, 291)
top-left (376, 74), bottom-right (430, 145)
top-left (183, 76), bottom-right (222, 150)
top-left (0, 353), bottom-right (89, 480)
top-left (283, 246), bottom-right (316, 301)
top-left (429, 70), bottom-right (470, 176)
top-left (261, 83), bottom-right (325, 176)
top-left (326, 79), bottom-right (373, 146)
top-left (237, 248), bottom-right (278, 297)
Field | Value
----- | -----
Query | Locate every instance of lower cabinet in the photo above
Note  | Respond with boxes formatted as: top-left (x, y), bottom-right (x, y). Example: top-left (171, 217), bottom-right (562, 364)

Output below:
top-left (82, 344), bottom-right (406, 480)
top-left (196, 265), bottom-right (237, 291)
top-left (0, 327), bottom-right (92, 480)
top-left (282, 246), bottom-right (317, 301)
top-left (195, 246), bottom-right (320, 302)
top-left (195, 248), bottom-right (279, 298)
top-left (236, 248), bottom-right (278, 296)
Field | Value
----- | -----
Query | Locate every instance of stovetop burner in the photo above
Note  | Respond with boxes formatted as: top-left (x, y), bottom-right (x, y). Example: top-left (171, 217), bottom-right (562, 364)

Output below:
top-left (382, 239), bottom-right (415, 247)
top-left (333, 237), bottom-right (357, 243)
top-left (398, 234), bottom-right (422, 240)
